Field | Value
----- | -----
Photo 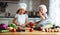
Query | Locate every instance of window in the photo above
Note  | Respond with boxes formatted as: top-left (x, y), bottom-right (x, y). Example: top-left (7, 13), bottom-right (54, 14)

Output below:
top-left (49, 0), bottom-right (60, 26)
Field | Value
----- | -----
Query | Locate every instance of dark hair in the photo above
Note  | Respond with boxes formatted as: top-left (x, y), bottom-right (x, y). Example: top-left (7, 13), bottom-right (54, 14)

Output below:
top-left (16, 9), bottom-right (20, 14)
top-left (16, 9), bottom-right (27, 14)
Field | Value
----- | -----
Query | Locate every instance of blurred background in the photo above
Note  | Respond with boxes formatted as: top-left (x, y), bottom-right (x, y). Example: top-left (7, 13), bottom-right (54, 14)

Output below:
top-left (0, 0), bottom-right (49, 18)
top-left (0, 0), bottom-right (60, 26)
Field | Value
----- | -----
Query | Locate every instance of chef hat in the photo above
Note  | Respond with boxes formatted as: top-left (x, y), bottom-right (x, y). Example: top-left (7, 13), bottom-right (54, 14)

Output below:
top-left (19, 3), bottom-right (27, 10)
top-left (39, 4), bottom-right (47, 13)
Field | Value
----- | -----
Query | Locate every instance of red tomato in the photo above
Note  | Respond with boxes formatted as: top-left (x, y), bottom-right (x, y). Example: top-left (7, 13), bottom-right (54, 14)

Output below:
top-left (38, 27), bottom-right (43, 31)
top-left (29, 22), bottom-right (34, 27)
top-left (11, 29), bottom-right (16, 32)
top-left (30, 28), bottom-right (33, 32)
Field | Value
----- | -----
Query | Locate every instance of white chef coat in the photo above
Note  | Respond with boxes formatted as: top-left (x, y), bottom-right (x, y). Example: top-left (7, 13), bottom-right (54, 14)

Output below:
top-left (15, 14), bottom-right (28, 25)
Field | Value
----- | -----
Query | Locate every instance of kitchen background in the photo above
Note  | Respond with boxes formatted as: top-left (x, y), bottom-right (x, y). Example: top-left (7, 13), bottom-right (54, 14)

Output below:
top-left (0, 0), bottom-right (60, 26)
top-left (0, 0), bottom-right (49, 18)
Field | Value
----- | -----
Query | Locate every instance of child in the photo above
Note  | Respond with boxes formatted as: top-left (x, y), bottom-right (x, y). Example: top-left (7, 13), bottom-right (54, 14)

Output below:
top-left (37, 4), bottom-right (50, 27)
top-left (13, 3), bottom-right (28, 27)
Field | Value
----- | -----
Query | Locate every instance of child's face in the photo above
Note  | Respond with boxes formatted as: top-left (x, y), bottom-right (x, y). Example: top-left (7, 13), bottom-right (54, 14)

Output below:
top-left (39, 7), bottom-right (43, 13)
top-left (19, 9), bottom-right (25, 14)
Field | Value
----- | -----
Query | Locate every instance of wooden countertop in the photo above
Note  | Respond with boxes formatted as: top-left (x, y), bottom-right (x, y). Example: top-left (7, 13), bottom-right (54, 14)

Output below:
top-left (0, 31), bottom-right (60, 35)
top-left (0, 28), bottom-right (60, 35)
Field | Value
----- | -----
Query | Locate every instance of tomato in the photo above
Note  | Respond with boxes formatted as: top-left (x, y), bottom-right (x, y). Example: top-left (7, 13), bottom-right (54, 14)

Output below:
top-left (30, 28), bottom-right (33, 32)
top-left (38, 27), bottom-right (43, 31)
top-left (11, 29), bottom-right (16, 32)
top-left (29, 22), bottom-right (34, 28)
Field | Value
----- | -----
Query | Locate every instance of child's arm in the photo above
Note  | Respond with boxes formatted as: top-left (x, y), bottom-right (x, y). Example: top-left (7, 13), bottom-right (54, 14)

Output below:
top-left (13, 18), bottom-right (19, 26)
top-left (39, 12), bottom-right (45, 19)
top-left (25, 18), bottom-right (28, 25)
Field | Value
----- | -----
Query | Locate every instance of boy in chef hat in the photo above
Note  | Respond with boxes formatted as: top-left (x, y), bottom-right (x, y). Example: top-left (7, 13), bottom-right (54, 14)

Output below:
top-left (38, 4), bottom-right (47, 14)
top-left (37, 4), bottom-right (51, 27)
top-left (13, 3), bottom-right (28, 27)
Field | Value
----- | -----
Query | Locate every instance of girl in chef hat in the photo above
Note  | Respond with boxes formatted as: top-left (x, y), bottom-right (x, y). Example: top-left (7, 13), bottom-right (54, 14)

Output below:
top-left (37, 4), bottom-right (51, 27)
top-left (13, 3), bottom-right (28, 27)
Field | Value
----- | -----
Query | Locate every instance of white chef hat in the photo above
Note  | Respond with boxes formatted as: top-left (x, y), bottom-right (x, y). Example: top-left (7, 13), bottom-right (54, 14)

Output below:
top-left (19, 3), bottom-right (27, 10)
top-left (39, 4), bottom-right (47, 13)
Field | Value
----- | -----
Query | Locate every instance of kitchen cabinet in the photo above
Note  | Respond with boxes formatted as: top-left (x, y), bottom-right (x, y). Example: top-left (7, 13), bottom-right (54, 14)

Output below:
top-left (0, 18), bottom-right (41, 25)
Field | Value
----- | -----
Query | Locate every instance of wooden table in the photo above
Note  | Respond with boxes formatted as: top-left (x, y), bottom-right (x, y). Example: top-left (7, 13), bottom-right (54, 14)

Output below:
top-left (0, 31), bottom-right (60, 35)
top-left (0, 28), bottom-right (60, 35)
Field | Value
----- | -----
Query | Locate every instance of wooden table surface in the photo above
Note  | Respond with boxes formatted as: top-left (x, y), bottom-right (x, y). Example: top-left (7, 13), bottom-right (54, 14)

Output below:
top-left (0, 28), bottom-right (60, 35)
top-left (0, 31), bottom-right (60, 35)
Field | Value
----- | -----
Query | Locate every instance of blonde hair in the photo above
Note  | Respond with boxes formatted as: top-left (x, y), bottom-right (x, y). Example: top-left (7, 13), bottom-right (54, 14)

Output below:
top-left (39, 4), bottom-right (47, 13)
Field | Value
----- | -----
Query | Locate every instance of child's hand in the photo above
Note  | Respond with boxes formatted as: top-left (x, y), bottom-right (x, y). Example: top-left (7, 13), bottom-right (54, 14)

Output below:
top-left (39, 12), bottom-right (42, 16)
top-left (39, 12), bottom-right (45, 19)
top-left (22, 24), bottom-right (26, 27)
top-left (16, 23), bottom-right (20, 26)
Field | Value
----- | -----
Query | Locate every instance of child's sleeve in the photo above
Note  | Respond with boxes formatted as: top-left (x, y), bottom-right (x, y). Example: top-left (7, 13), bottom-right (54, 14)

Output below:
top-left (25, 14), bottom-right (28, 18)
top-left (43, 13), bottom-right (48, 19)
top-left (15, 14), bottom-right (18, 18)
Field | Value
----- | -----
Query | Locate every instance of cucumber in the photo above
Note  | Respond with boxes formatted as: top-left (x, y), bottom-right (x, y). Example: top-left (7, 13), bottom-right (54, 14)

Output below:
top-left (0, 30), bottom-right (10, 33)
